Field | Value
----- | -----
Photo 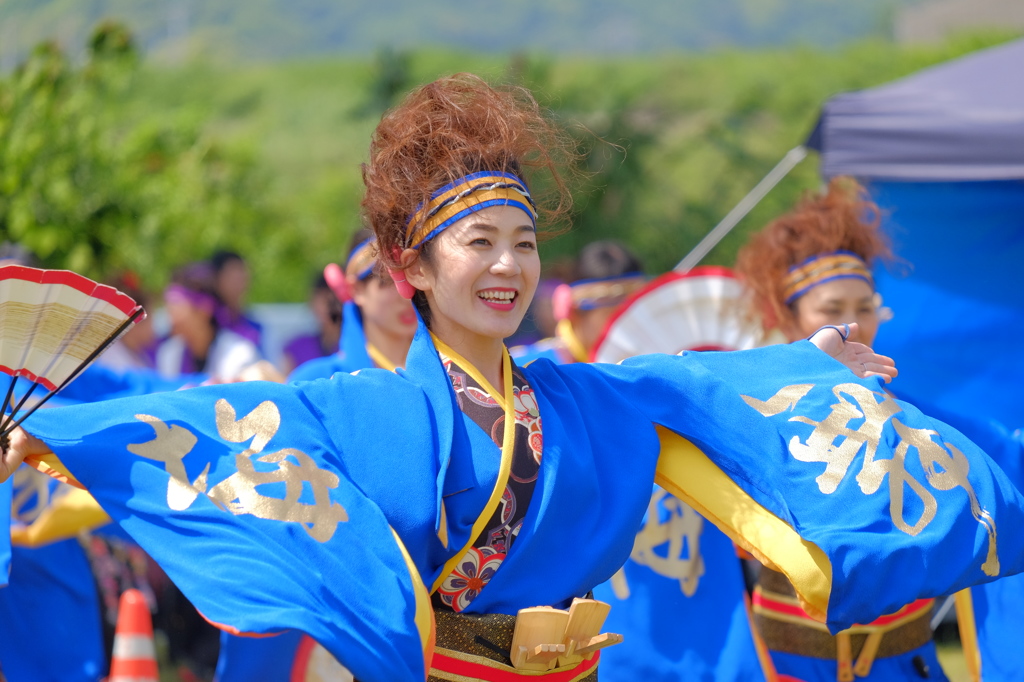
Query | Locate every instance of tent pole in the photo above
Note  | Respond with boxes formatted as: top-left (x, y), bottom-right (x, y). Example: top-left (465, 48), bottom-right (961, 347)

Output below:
top-left (674, 145), bottom-right (808, 273)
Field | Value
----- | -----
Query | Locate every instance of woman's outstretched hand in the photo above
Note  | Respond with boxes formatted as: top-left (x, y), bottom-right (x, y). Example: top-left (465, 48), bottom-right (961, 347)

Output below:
top-left (0, 427), bottom-right (49, 482)
top-left (808, 323), bottom-right (897, 384)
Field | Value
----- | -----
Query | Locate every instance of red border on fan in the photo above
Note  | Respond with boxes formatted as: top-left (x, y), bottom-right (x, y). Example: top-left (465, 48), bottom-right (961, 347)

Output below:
top-left (589, 265), bottom-right (737, 362)
top-left (0, 363), bottom-right (59, 392)
top-left (0, 265), bottom-right (142, 317)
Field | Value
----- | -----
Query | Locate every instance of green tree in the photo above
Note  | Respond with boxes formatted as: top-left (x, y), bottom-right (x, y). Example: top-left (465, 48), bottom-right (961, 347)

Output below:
top-left (0, 22), bottom-right (277, 293)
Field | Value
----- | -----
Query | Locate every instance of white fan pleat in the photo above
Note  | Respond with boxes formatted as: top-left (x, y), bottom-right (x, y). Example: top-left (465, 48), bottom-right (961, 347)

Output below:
top-left (33, 277), bottom-right (105, 390)
top-left (594, 270), bottom-right (762, 364)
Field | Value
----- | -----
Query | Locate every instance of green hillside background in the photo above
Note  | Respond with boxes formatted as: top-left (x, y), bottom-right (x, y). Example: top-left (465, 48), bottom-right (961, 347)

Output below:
top-left (0, 7), bottom-right (1017, 301)
top-left (1, 0), bottom-right (924, 65)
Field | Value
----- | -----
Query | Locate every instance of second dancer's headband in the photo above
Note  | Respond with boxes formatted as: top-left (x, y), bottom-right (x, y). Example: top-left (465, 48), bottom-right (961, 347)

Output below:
top-left (551, 274), bottom-right (647, 321)
top-left (782, 250), bottom-right (873, 305)
top-left (324, 237), bottom-right (378, 303)
top-left (345, 238), bottom-right (377, 282)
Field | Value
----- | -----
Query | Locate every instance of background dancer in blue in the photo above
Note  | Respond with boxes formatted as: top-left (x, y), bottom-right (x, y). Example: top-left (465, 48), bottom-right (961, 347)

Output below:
top-left (289, 229), bottom-right (417, 381)
top-left (736, 177), bottom-right (948, 682)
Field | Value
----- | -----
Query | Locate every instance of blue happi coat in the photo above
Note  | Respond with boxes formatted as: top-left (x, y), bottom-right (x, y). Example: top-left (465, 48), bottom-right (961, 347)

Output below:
top-left (903, 398), bottom-right (1024, 681)
top-left (2, 467), bottom-right (105, 682)
top-left (18, 320), bottom-right (1024, 681)
top-left (0, 479), bottom-right (9, 586)
top-left (593, 485), bottom-right (770, 682)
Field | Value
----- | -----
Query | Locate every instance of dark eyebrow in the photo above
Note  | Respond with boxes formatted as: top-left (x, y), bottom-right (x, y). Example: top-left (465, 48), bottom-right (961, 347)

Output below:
top-left (819, 296), bottom-right (874, 306)
top-left (465, 222), bottom-right (536, 233)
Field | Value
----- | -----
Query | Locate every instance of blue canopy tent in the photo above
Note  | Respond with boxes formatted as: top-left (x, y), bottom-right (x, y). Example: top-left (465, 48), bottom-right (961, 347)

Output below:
top-left (807, 38), bottom-right (1024, 682)
top-left (806, 38), bottom-right (1024, 428)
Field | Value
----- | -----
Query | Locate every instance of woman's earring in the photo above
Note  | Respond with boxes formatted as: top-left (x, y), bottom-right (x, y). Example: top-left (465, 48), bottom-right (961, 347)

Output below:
top-left (874, 292), bottom-right (894, 322)
top-left (389, 246), bottom-right (418, 300)
top-left (389, 269), bottom-right (417, 300)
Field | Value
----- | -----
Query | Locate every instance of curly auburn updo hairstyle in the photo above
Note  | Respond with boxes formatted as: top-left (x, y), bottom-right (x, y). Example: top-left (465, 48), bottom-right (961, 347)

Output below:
top-left (735, 177), bottom-right (893, 334)
top-left (361, 73), bottom-right (576, 272)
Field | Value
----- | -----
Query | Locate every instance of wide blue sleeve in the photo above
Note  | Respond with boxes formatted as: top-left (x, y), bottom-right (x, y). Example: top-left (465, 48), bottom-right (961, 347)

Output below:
top-left (56, 363), bottom-right (203, 402)
top-left (0, 479), bottom-right (10, 586)
top-left (892, 393), bottom-right (1024, 488)
top-left (287, 354), bottom-right (350, 382)
top-left (22, 374), bottom-right (435, 682)
top-left (889, 396), bottom-right (1024, 679)
top-left (534, 341), bottom-right (1024, 633)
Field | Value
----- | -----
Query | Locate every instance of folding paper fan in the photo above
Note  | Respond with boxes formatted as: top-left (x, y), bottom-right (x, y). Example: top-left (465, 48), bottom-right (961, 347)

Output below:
top-left (592, 266), bottom-right (763, 364)
top-left (0, 265), bottom-right (145, 445)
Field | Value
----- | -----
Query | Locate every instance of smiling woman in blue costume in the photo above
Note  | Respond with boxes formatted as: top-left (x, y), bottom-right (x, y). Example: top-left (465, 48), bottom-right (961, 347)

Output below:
top-left (289, 229), bottom-right (417, 381)
top-left (2, 76), bottom-right (1024, 682)
top-left (735, 178), bottom-right (947, 682)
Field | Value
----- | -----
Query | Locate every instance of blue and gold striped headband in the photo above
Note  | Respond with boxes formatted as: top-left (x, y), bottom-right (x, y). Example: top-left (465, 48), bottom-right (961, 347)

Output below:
top-left (405, 171), bottom-right (538, 250)
top-left (551, 273), bottom-right (647, 321)
top-left (569, 273), bottom-right (647, 311)
top-left (782, 250), bottom-right (873, 304)
top-left (345, 238), bottom-right (377, 281)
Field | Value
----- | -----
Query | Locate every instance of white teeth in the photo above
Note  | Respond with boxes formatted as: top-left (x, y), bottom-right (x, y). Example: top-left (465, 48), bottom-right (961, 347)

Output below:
top-left (479, 290), bottom-right (515, 302)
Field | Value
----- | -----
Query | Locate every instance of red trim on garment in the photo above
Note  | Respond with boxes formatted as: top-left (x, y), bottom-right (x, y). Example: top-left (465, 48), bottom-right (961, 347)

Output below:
top-left (430, 650), bottom-right (600, 681)
top-left (290, 635), bottom-right (318, 682)
top-left (754, 590), bottom-right (932, 628)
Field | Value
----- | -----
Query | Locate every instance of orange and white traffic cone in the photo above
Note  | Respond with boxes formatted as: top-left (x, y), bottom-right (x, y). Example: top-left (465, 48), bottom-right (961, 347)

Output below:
top-left (108, 589), bottom-right (159, 682)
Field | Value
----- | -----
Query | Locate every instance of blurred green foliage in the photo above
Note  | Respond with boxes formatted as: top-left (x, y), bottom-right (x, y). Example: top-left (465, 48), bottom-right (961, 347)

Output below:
top-left (0, 22), bottom-right (277, 294)
top-left (0, 23), bottom-right (1017, 300)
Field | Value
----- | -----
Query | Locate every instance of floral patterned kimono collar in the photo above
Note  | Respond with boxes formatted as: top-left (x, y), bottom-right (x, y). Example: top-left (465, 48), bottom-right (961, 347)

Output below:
top-left (425, 334), bottom-right (519, 599)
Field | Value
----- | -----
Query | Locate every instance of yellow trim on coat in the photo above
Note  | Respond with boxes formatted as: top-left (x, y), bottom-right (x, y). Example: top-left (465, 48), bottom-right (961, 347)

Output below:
top-left (431, 335), bottom-right (510, 411)
top-left (390, 527), bottom-right (437, 669)
top-left (366, 343), bottom-right (400, 372)
top-left (437, 500), bottom-right (450, 549)
top-left (428, 337), bottom-right (516, 595)
top-left (10, 486), bottom-right (110, 547)
top-left (654, 426), bottom-right (833, 623)
top-left (955, 589), bottom-right (982, 682)
top-left (555, 319), bottom-right (589, 364)
top-left (25, 452), bottom-right (83, 489)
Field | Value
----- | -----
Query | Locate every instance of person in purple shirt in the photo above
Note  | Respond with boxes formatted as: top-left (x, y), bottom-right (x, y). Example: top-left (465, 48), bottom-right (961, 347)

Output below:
top-left (211, 250), bottom-right (263, 348)
top-left (280, 273), bottom-right (342, 375)
top-left (156, 262), bottom-right (262, 381)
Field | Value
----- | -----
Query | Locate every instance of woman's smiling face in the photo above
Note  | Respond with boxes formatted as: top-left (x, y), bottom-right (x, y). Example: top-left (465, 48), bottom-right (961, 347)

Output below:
top-left (352, 274), bottom-right (418, 341)
top-left (405, 204), bottom-right (540, 344)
